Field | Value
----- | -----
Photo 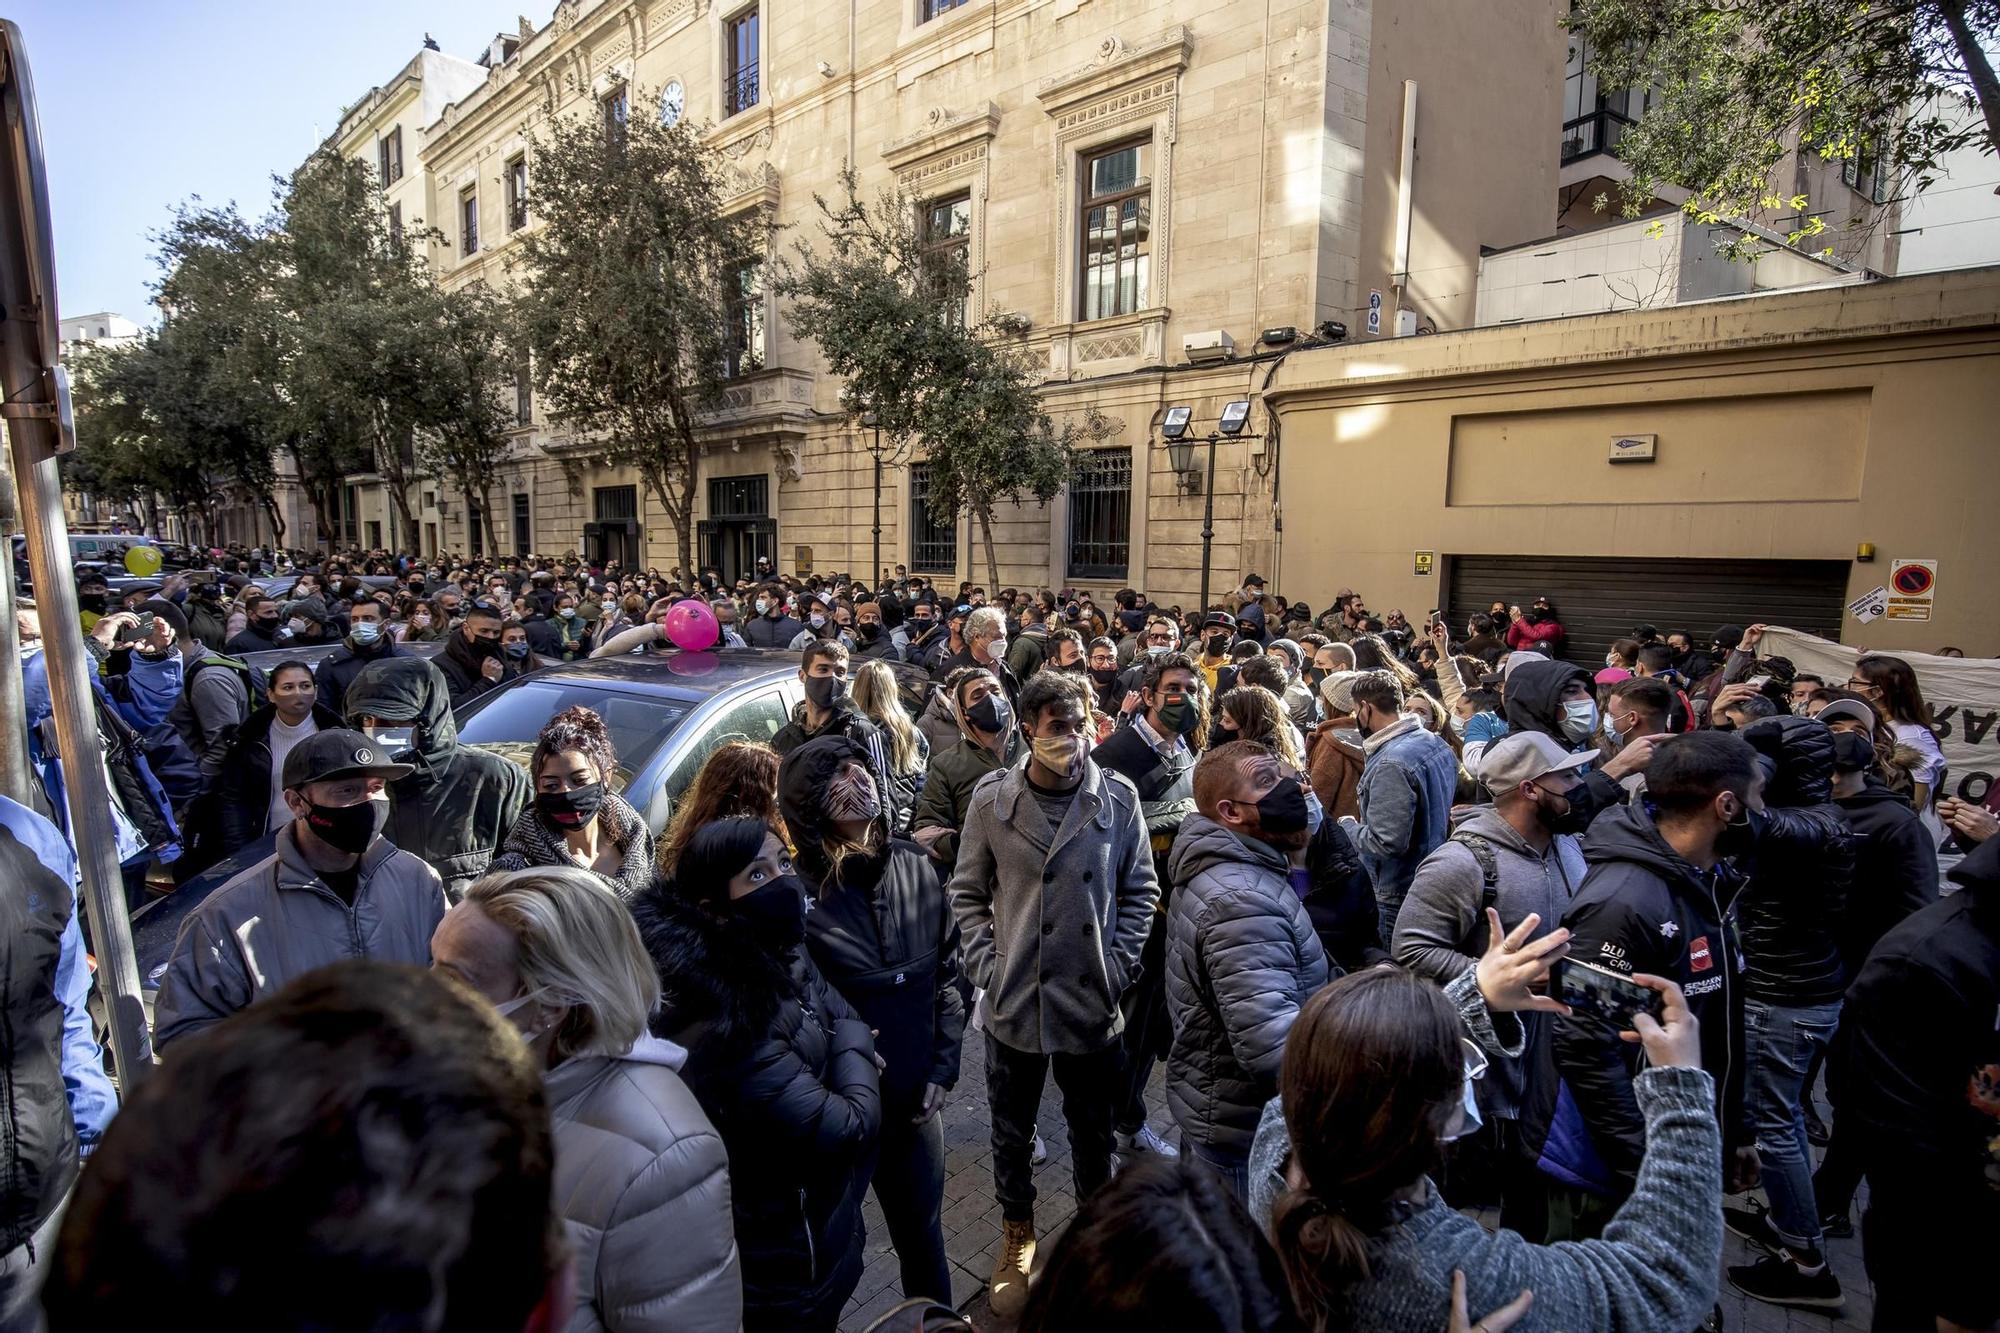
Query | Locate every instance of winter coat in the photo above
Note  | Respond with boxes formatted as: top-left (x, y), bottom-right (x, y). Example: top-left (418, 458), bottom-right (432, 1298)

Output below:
top-left (1504, 615), bottom-right (1565, 656)
top-left (313, 635), bottom-right (403, 721)
top-left (914, 686), bottom-right (962, 759)
top-left (629, 887), bottom-right (880, 1327)
top-left (0, 819), bottom-right (79, 1251)
top-left (1833, 776), bottom-right (1939, 976)
top-left (1306, 717), bottom-right (1365, 821)
top-left (912, 732), bottom-right (1014, 871)
top-left (939, 645), bottom-right (1019, 703)
top-left (1393, 807), bottom-right (1584, 1121)
top-left (215, 702), bottom-right (345, 855)
top-left (434, 631), bottom-right (519, 718)
top-left (1353, 717), bottom-right (1459, 917)
top-left (490, 790), bottom-right (656, 900)
top-left (1164, 815), bottom-right (1329, 1157)
top-left (947, 757), bottom-right (1159, 1054)
top-left (1301, 815), bottom-right (1387, 972)
top-left (223, 624), bottom-right (283, 657)
top-left (343, 657), bottom-right (532, 900)
top-left (1831, 837), bottom-right (2000, 1330)
top-left (1502, 659), bottom-right (1627, 817)
top-left (152, 821), bottom-right (447, 1052)
top-left (1735, 715), bottom-right (1857, 1006)
top-left (1544, 802), bottom-right (1743, 1198)
top-left (546, 1037), bottom-right (742, 1333)
top-left (1092, 719), bottom-right (1197, 858)
top-left (742, 610), bottom-right (803, 649)
top-left (782, 735), bottom-right (964, 1115)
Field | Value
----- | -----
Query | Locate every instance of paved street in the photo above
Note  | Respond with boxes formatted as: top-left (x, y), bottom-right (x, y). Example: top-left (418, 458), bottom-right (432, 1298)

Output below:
top-left (837, 1050), bottom-right (1876, 1333)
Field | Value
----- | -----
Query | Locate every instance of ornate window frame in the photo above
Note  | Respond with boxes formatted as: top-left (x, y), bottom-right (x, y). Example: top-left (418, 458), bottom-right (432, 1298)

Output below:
top-left (1036, 27), bottom-right (1189, 379)
top-left (881, 102), bottom-right (1000, 329)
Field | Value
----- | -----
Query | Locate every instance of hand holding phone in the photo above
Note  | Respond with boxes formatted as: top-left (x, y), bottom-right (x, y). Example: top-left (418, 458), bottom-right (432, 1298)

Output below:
top-left (1554, 958), bottom-right (1667, 1030)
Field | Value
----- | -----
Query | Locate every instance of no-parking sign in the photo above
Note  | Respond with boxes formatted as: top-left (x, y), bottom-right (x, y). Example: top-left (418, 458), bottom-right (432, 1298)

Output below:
top-left (1885, 559), bottom-right (1937, 621)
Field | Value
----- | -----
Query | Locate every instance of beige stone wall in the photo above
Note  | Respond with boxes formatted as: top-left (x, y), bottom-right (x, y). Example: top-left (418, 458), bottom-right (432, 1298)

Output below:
top-left (1266, 265), bottom-right (2000, 656)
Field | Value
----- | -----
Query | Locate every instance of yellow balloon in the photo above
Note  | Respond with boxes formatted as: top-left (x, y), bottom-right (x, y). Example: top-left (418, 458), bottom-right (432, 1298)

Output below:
top-left (123, 544), bottom-right (163, 576)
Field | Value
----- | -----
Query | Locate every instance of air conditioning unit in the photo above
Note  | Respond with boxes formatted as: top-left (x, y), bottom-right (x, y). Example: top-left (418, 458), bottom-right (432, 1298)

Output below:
top-left (1182, 329), bottom-right (1235, 365)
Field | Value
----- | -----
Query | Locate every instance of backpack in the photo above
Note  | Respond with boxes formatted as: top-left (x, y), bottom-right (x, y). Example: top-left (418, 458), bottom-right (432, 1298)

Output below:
top-left (187, 652), bottom-right (269, 710)
top-left (1449, 830), bottom-right (1501, 954)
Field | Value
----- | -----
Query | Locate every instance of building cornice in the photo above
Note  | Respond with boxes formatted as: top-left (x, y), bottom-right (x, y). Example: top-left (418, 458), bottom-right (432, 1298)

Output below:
top-left (1034, 26), bottom-right (1192, 116)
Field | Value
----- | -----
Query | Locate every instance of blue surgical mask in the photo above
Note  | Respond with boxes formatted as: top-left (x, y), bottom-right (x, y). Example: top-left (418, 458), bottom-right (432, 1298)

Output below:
top-left (1304, 788), bottom-right (1325, 836)
top-left (1439, 1040), bottom-right (1488, 1142)
top-left (1561, 698), bottom-right (1599, 745)
top-left (350, 620), bottom-right (382, 646)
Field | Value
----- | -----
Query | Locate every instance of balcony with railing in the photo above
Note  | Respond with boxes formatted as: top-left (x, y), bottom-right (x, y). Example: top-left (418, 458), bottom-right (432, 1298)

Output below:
top-left (1560, 107), bottom-right (1635, 165)
top-left (725, 61), bottom-right (759, 117)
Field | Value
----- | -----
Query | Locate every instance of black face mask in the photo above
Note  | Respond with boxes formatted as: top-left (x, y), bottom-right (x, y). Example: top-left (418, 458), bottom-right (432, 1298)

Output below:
top-left (966, 693), bottom-right (1011, 735)
top-left (1715, 804), bottom-right (1762, 860)
top-left (301, 796), bottom-right (384, 855)
top-left (858, 622), bottom-right (883, 642)
top-left (535, 782), bottom-right (604, 829)
top-left (1089, 666), bottom-right (1120, 686)
top-left (78, 593), bottom-right (106, 614)
top-left (804, 673), bottom-right (848, 709)
top-left (253, 614), bottom-right (281, 632)
top-left (1537, 783), bottom-right (1593, 836)
top-left (733, 874), bottom-right (808, 951)
top-left (1205, 633), bottom-right (1230, 654)
top-left (1253, 777), bottom-right (1310, 835)
top-left (1305, 666), bottom-right (1327, 687)
top-left (1155, 698), bottom-right (1200, 737)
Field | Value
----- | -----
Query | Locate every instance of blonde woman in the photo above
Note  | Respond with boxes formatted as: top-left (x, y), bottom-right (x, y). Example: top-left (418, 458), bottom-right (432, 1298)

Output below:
top-left (851, 658), bottom-right (930, 834)
top-left (430, 866), bottom-right (741, 1333)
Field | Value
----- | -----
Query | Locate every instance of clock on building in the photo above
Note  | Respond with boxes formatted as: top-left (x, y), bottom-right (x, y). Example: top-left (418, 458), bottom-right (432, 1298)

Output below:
top-left (659, 80), bottom-right (685, 127)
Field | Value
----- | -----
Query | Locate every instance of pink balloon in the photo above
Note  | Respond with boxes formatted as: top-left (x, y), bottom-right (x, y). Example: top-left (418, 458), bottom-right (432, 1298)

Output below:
top-left (662, 598), bottom-right (719, 651)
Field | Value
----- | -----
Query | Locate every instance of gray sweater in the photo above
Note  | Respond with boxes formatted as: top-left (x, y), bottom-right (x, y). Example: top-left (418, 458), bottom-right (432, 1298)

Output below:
top-left (1249, 1016), bottom-right (1721, 1333)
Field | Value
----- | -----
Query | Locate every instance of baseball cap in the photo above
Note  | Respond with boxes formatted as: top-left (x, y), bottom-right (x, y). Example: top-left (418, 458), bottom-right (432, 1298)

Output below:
top-left (1813, 698), bottom-right (1876, 729)
top-left (1478, 731), bottom-right (1598, 792)
top-left (1201, 610), bottom-right (1237, 631)
top-left (282, 728), bottom-right (415, 789)
top-left (1243, 573), bottom-right (1265, 587)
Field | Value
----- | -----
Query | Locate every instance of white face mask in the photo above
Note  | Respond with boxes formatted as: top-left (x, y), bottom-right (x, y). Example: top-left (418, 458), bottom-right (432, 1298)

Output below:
top-left (1439, 1039), bottom-right (1488, 1142)
top-left (1561, 698), bottom-right (1599, 745)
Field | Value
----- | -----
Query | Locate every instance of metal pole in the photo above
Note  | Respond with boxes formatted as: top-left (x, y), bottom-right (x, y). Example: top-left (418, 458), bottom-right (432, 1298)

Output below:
top-left (1198, 433), bottom-right (1217, 614)
top-left (0, 20), bottom-right (152, 1083)
top-left (870, 429), bottom-right (882, 590)
top-left (0, 440), bottom-right (34, 805)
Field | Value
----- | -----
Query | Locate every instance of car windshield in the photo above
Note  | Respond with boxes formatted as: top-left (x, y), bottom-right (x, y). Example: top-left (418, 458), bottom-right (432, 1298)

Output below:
top-left (453, 681), bottom-right (689, 793)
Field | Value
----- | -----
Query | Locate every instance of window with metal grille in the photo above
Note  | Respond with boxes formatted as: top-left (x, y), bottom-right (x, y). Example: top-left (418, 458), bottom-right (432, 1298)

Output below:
top-left (506, 156), bottom-right (528, 231)
top-left (723, 260), bottom-right (765, 376)
top-left (708, 474), bottom-right (768, 519)
top-left (726, 8), bottom-right (759, 116)
top-left (594, 485), bottom-right (638, 522)
top-left (512, 494), bottom-right (532, 555)
top-left (601, 86), bottom-right (629, 146)
top-left (1078, 140), bottom-right (1150, 321)
top-left (1066, 449), bottom-right (1130, 579)
top-left (378, 127), bottom-right (403, 185)
top-left (909, 463), bottom-right (956, 574)
top-left (921, 192), bottom-right (971, 327)
top-left (460, 189), bottom-right (479, 256)
top-left (387, 202), bottom-right (403, 251)
top-left (514, 350), bottom-right (532, 425)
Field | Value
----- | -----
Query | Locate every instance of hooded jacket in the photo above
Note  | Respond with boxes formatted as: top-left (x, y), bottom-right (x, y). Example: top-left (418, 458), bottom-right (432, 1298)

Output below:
top-left (214, 701), bottom-right (346, 856)
top-left (1504, 659), bottom-right (1625, 818)
top-left (313, 632), bottom-right (403, 720)
top-left (1164, 814), bottom-right (1329, 1157)
top-left (342, 658), bottom-right (531, 900)
top-left (914, 685), bottom-right (962, 759)
top-left (152, 821), bottom-right (447, 1052)
top-left (1543, 802), bottom-right (1742, 1197)
top-left (434, 629), bottom-right (517, 717)
top-left (1393, 806), bottom-right (1584, 1121)
top-left (1735, 715), bottom-right (1856, 1006)
top-left (490, 789), bottom-right (656, 900)
top-left (546, 1036), bottom-right (742, 1333)
top-left (1353, 716), bottom-right (1459, 916)
top-left (1306, 713), bottom-right (1366, 823)
top-left (1833, 775), bottom-right (1939, 975)
top-left (628, 885), bottom-right (880, 1326)
top-left (781, 736), bottom-right (965, 1117)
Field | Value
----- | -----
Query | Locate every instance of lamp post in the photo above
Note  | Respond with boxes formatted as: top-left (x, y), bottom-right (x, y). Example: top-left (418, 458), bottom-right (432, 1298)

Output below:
top-left (860, 411), bottom-right (906, 590)
top-left (1158, 401), bottom-right (1258, 614)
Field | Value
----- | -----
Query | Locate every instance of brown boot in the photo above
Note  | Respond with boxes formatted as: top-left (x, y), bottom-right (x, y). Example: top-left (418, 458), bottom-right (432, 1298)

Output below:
top-left (987, 1217), bottom-right (1037, 1319)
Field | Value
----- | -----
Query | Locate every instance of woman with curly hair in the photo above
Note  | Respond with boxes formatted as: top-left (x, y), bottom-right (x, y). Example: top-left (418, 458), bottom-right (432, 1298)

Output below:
top-left (658, 739), bottom-right (786, 876)
top-left (493, 705), bottom-right (655, 897)
top-left (1215, 685), bottom-right (1305, 772)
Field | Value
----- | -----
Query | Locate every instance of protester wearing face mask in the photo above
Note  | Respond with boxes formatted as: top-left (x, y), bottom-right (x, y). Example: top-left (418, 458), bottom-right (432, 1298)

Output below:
top-left (312, 596), bottom-right (403, 721)
top-left (771, 638), bottom-right (892, 780)
top-left (1346, 671), bottom-right (1459, 940)
top-left (489, 706), bottom-right (654, 898)
top-left (742, 582), bottom-right (802, 649)
top-left (153, 730), bottom-right (443, 1051)
top-left (943, 606), bottom-right (1020, 706)
top-left (911, 667), bottom-right (1019, 871)
top-left (223, 593), bottom-right (286, 656)
top-left (1161, 740), bottom-right (1328, 1198)
top-left (1503, 658), bottom-right (1661, 824)
top-left (435, 601), bottom-right (512, 715)
top-left (1546, 732), bottom-right (1764, 1245)
top-left (1503, 595), bottom-right (1566, 657)
top-left (849, 596), bottom-right (901, 661)
top-left (629, 818), bottom-right (881, 1333)
top-left (1194, 612), bottom-right (1241, 696)
top-left (948, 670), bottom-right (1159, 1319)
top-left (214, 661), bottom-right (344, 857)
top-left (1393, 732), bottom-right (1593, 1239)
top-left (1231, 573), bottom-right (1269, 644)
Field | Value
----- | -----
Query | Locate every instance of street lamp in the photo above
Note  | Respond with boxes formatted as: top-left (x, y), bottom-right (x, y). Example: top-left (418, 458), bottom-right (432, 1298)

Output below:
top-left (1157, 399), bottom-right (1260, 614)
top-left (860, 410), bottom-right (906, 589)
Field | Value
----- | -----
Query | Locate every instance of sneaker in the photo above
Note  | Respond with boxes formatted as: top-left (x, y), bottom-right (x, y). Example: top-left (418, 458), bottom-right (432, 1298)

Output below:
top-left (1118, 1123), bottom-right (1180, 1158)
top-left (1722, 1200), bottom-right (1781, 1252)
top-left (1728, 1252), bottom-right (1845, 1311)
top-left (1819, 1210), bottom-right (1854, 1240)
top-left (1030, 1130), bottom-right (1048, 1166)
top-left (988, 1218), bottom-right (1038, 1320)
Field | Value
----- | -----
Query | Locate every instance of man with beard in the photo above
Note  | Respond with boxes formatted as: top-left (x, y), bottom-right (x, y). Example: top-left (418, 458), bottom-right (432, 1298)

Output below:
top-left (1163, 739), bottom-right (1328, 1198)
top-left (434, 601), bottom-right (511, 716)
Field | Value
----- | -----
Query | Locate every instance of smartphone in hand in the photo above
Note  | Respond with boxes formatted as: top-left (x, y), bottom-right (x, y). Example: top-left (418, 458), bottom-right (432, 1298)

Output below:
top-left (1553, 959), bottom-right (1667, 1030)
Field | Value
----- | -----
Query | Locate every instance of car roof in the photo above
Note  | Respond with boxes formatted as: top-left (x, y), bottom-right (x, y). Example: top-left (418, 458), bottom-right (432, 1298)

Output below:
top-left (519, 646), bottom-right (801, 700)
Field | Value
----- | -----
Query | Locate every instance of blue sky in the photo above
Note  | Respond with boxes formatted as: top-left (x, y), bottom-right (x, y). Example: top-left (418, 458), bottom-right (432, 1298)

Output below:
top-left (17, 0), bottom-right (518, 324)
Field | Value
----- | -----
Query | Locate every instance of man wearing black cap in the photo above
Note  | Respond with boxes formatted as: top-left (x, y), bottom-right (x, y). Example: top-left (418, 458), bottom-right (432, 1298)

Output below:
top-left (152, 729), bottom-right (446, 1051)
top-left (1195, 612), bottom-right (1240, 696)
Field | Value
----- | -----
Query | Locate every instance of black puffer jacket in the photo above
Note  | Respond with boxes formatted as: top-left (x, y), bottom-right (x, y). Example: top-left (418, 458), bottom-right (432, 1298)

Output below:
top-left (1504, 659), bottom-right (1626, 819)
top-left (629, 885), bottom-right (881, 1328)
top-left (343, 658), bottom-right (531, 900)
top-left (1737, 716), bottom-right (1857, 1006)
top-left (0, 822), bottom-right (77, 1251)
top-left (215, 702), bottom-right (345, 855)
top-left (1834, 777), bottom-right (1939, 976)
top-left (1302, 814), bottom-right (1387, 972)
top-left (781, 736), bottom-right (965, 1117)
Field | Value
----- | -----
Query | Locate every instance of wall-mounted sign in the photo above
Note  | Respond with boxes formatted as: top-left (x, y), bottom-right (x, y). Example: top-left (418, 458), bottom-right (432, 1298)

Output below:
top-left (1413, 550), bottom-right (1435, 577)
top-left (1847, 585), bottom-right (1888, 624)
top-left (1885, 559), bottom-right (1936, 621)
top-left (1608, 433), bottom-right (1657, 463)
top-left (795, 545), bottom-right (814, 575)
top-left (1366, 289), bottom-right (1383, 336)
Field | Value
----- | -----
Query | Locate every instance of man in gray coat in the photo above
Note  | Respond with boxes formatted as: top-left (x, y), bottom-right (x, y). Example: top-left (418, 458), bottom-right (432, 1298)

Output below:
top-left (1392, 730), bottom-right (1592, 1238)
top-left (153, 730), bottom-right (447, 1051)
top-left (1164, 739), bottom-right (1329, 1198)
top-left (948, 670), bottom-right (1157, 1319)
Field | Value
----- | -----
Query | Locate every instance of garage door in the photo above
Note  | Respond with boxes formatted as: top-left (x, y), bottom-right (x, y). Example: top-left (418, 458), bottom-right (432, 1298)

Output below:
top-left (1447, 555), bottom-right (1851, 667)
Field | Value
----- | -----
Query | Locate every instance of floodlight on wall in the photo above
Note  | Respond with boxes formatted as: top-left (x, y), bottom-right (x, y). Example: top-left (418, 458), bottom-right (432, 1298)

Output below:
top-left (1161, 406), bottom-right (1193, 441)
top-left (1217, 400), bottom-right (1252, 436)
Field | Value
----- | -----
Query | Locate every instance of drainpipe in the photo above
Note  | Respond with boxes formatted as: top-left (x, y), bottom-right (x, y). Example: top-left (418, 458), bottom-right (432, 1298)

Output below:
top-left (1391, 79), bottom-right (1417, 312)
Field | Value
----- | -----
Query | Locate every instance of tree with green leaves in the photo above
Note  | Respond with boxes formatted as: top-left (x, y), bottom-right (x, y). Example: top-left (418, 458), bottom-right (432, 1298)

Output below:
top-left (1568, 0), bottom-right (2000, 252)
top-left (514, 90), bottom-right (768, 579)
top-left (409, 281), bottom-right (522, 557)
top-left (777, 170), bottom-right (1086, 589)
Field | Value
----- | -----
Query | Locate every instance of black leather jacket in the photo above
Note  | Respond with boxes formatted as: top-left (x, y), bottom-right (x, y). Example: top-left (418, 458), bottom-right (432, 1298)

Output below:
top-left (1737, 716), bottom-right (1857, 1006)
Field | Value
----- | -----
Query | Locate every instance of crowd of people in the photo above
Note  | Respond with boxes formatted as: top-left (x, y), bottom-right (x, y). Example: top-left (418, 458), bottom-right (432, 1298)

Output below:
top-left (2, 541), bottom-right (1995, 1333)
